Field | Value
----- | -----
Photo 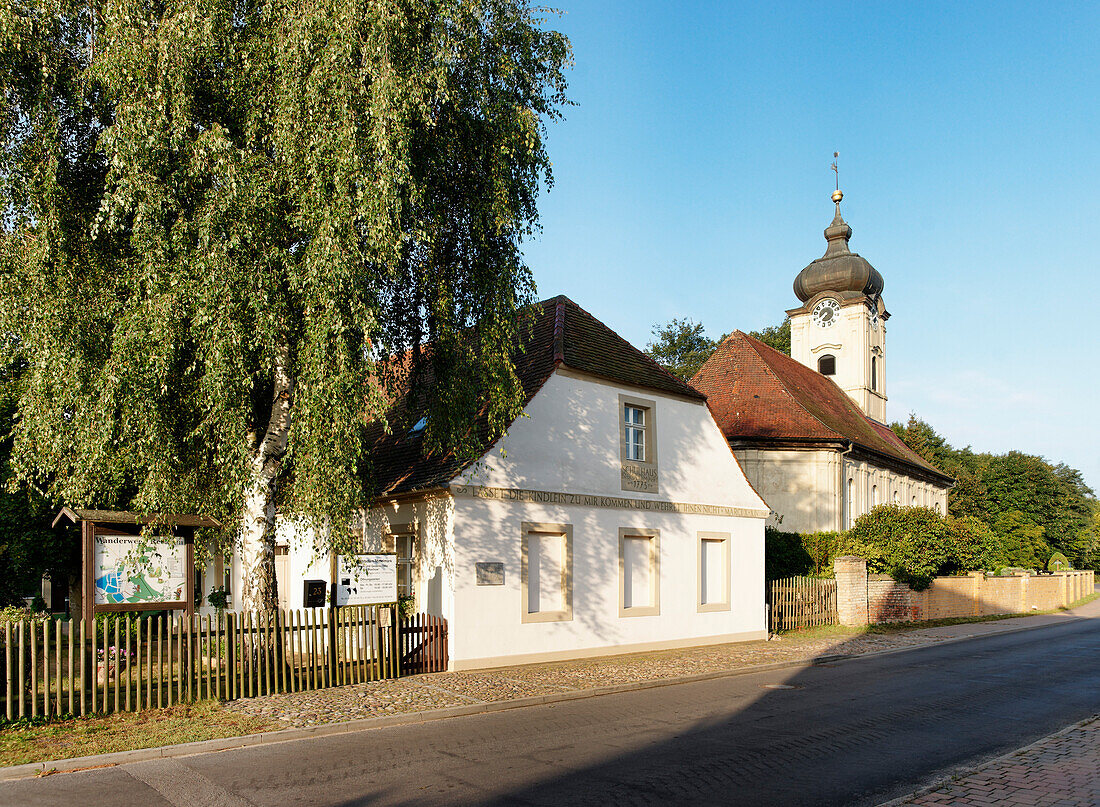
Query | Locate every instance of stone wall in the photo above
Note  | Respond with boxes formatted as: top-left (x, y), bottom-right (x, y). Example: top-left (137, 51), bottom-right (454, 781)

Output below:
top-left (833, 558), bottom-right (1095, 626)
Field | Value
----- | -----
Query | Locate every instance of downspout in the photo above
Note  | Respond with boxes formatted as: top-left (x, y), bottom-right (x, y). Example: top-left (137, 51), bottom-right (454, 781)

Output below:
top-left (838, 441), bottom-right (853, 531)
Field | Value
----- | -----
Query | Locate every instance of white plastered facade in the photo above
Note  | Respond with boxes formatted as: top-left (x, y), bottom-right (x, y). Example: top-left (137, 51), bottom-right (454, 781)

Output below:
top-left (733, 448), bottom-right (949, 534)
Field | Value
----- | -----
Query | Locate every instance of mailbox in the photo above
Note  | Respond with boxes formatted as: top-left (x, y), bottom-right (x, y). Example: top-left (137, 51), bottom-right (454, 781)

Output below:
top-left (303, 579), bottom-right (327, 608)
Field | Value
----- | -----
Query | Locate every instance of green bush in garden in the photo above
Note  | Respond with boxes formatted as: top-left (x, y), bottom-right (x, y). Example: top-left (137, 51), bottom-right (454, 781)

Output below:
top-left (841, 505), bottom-right (954, 591)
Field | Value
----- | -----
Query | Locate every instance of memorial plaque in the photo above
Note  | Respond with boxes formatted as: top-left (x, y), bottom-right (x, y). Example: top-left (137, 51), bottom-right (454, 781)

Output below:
top-left (475, 562), bottom-right (505, 586)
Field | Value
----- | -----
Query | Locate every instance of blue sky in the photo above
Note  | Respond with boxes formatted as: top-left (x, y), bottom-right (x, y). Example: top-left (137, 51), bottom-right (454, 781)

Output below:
top-left (521, 1), bottom-right (1100, 492)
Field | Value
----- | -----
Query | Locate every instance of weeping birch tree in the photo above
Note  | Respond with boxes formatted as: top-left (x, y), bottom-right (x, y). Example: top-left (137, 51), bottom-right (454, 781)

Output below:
top-left (0, 0), bottom-right (570, 610)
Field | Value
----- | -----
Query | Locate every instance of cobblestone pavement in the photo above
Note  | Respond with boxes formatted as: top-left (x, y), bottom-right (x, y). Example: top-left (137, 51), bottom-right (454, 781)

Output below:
top-left (894, 716), bottom-right (1100, 807)
top-left (224, 629), bottom-right (945, 727)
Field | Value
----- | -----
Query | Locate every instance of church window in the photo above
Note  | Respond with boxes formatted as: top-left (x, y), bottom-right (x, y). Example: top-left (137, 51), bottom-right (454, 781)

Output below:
top-left (872, 485), bottom-right (879, 507)
top-left (893, 490), bottom-right (900, 504)
top-left (846, 478), bottom-right (854, 528)
top-left (818, 355), bottom-right (836, 376)
top-left (871, 357), bottom-right (878, 391)
top-left (934, 501), bottom-right (942, 514)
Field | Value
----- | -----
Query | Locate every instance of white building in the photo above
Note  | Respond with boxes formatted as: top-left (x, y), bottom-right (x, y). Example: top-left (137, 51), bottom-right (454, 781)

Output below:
top-left (206, 296), bottom-right (770, 669)
top-left (692, 190), bottom-right (952, 533)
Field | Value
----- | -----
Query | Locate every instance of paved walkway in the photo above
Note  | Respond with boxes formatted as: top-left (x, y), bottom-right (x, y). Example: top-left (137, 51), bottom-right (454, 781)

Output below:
top-left (225, 598), bottom-right (1098, 728)
top-left (893, 716), bottom-right (1100, 807)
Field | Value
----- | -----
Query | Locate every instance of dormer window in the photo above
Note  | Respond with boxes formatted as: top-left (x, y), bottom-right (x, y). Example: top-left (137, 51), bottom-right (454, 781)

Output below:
top-left (818, 355), bottom-right (836, 376)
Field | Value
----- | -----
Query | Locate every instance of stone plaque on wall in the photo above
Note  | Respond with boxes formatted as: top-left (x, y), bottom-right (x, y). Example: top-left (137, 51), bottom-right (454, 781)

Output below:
top-left (621, 462), bottom-right (659, 494)
top-left (475, 562), bottom-right (505, 586)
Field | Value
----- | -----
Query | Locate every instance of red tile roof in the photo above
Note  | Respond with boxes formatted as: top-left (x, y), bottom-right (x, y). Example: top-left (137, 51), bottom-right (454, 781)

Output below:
top-left (368, 296), bottom-right (703, 497)
top-left (691, 332), bottom-right (952, 484)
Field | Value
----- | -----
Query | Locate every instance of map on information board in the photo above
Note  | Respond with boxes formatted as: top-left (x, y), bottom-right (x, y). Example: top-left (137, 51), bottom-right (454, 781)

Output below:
top-left (336, 554), bottom-right (397, 606)
top-left (94, 532), bottom-right (187, 605)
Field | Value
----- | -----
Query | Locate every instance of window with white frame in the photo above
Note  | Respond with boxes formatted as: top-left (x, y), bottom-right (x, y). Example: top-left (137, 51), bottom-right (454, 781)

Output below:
top-left (619, 528), bottom-right (660, 617)
top-left (624, 405), bottom-right (646, 461)
top-left (395, 533), bottom-right (414, 599)
top-left (521, 522), bottom-right (573, 623)
top-left (698, 532), bottom-right (731, 612)
top-left (846, 478), bottom-right (855, 528)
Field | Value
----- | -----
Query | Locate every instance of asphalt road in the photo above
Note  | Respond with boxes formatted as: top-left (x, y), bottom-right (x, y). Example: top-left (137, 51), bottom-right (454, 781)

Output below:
top-left (4, 617), bottom-right (1099, 807)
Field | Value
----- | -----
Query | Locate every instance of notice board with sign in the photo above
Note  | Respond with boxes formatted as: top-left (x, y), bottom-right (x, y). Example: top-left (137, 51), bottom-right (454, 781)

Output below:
top-left (335, 554), bottom-right (397, 606)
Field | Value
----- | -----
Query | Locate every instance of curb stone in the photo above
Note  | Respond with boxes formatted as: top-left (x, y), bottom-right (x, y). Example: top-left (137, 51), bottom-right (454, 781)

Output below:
top-left (0, 610), bottom-right (1089, 782)
top-left (873, 713), bottom-right (1100, 807)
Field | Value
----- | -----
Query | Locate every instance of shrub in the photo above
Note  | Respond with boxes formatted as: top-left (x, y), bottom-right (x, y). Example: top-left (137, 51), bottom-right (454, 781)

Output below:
top-left (765, 528), bottom-right (842, 579)
top-left (842, 505), bottom-right (953, 590)
top-left (947, 516), bottom-right (1003, 572)
top-left (1047, 552), bottom-right (1071, 571)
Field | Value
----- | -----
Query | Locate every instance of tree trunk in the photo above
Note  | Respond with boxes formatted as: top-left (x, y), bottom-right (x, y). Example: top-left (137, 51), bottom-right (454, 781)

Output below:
top-left (240, 344), bottom-right (294, 613)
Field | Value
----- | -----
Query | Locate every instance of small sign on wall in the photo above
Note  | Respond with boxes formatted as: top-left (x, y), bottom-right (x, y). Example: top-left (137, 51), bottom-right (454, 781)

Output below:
top-left (476, 562), bottom-right (505, 586)
top-left (336, 554), bottom-right (397, 605)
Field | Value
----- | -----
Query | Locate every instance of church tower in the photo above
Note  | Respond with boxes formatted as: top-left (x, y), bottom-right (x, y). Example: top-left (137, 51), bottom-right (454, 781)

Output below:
top-left (787, 188), bottom-right (889, 422)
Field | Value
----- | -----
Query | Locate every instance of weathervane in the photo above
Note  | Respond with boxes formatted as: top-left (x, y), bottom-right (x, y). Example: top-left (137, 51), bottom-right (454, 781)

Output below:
top-left (830, 151), bottom-right (843, 205)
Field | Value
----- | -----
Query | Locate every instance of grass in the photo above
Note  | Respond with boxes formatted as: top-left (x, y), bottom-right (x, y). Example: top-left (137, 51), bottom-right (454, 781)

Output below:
top-left (776, 591), bottom-right (1098, 640)
top-left (0, 700), bottom-right (277, 769)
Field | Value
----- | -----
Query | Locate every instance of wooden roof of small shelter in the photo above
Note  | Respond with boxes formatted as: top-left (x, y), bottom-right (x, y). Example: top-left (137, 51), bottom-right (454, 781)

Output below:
top-left (52, 507), bottom-right (222, 529)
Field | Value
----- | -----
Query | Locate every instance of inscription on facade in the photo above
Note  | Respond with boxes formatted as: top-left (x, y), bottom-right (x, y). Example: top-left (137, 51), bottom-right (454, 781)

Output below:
top-left (621, 462), bottom-right (659, 494)
top-left (450, 484), bottom-right (769, 519)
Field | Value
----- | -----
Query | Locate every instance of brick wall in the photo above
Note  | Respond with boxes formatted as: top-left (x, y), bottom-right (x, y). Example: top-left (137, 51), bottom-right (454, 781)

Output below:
top-left (833, 561), bottom-right (1094, 625)
top-left (868, 575), bottom-right (919, 622)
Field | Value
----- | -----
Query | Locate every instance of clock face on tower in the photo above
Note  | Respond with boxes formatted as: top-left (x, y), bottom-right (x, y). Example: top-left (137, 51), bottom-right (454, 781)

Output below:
top-left (812, 298), bottom-right (840, 328)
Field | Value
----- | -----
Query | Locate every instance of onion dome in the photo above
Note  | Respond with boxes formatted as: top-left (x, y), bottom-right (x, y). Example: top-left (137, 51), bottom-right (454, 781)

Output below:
top-left (793, 190), bottom-right (884, 303)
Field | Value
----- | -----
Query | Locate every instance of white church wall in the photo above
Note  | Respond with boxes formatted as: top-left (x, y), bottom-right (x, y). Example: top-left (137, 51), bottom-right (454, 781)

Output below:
top-left (731, 448), bottom-right (841, 533)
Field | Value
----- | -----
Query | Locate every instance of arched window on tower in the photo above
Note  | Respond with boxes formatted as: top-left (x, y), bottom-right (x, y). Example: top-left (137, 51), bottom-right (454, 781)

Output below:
top-left (819, 355), bottom-right (836, 376)
top-left (871, 356), bottom-right (878, 391)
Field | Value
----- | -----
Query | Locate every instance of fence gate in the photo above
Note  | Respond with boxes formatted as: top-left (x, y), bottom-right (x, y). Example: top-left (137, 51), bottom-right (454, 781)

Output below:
top-left (768, 577), bottom-right (838, 631)
top-left (399, 613), bottom-right (448, 674)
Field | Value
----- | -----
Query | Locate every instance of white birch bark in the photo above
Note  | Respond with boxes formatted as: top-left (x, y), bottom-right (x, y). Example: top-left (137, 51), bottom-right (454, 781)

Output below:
top-left (240, 343), bottom-right (294, 612)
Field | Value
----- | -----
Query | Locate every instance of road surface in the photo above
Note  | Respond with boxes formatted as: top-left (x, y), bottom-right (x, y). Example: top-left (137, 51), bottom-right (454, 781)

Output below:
top-left (3, 616), bottom-right (1098, 806)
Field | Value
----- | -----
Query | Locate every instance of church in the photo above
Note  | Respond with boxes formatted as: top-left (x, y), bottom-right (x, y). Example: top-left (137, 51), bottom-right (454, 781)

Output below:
top-left (692, 189), bottom-right (953, 533)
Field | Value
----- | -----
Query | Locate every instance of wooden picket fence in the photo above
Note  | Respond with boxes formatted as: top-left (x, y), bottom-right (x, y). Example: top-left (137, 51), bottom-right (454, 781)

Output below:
top-left (768, 576), bottom-right (838, 631)
top-left (0, 604), bottom-right (402, 720)
top-left (399, 612), bottom-right (448, 674)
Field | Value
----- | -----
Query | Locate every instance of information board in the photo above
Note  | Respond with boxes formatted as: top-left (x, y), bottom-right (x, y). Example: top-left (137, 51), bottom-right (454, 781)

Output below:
top-left (93, 531), bottom-right (187, 605)
top-left (336, 554), bottom-right (397, 606)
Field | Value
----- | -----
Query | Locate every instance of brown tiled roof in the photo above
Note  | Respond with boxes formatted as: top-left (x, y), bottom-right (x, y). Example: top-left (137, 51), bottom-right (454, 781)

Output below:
top-left (691, 332), bottom-right (952, 484)
top-left (368, 296), bottom-right (703, 497)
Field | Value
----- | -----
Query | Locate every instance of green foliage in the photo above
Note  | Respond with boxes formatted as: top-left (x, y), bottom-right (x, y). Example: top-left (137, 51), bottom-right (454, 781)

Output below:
top-left (946, 515), bottom-right (1003, 572)
top-left (1047, 551), bottom-right (1071, 571)
top-left (0, 0), bottom-right (572, 571)
top-left (764, 527), bottom-right (842, 579)
top-left (747, 317), bottom-right (791, 355)
top-left (842, 505), bottom-right (954, 590)
top-left (207, 586), bottom-right (230, 612)
top-left (891, 416), bottom-right (1098, 570)
top-left (645, 318), bottom-right (716, 381)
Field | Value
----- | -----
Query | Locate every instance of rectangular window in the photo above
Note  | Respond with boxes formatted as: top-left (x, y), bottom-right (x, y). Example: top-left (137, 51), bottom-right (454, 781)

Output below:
top-left (521, 522), bottom-right (573, 623)
top-left (396, 534), bottom-right (414, 599)
top-left (619, 394), bottom-right (659, 494)
top-left (618, 528), bottom-right (660, 617)
top-left (624, 405), bottom-right (646, 461)
top-left (383, 526), bottom-right (416, 600)
top-left (698, 532), bottom-right (731, 612)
